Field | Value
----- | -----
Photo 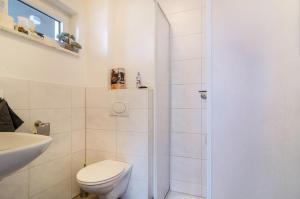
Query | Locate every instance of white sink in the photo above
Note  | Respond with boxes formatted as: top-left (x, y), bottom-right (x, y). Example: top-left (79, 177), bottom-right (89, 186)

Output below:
top-left (0, 132), bottom-right (52, 179)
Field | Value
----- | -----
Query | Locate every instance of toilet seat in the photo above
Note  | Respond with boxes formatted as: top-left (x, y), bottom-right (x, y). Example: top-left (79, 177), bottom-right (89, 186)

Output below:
top-left (77, 160), bottom-right (126, 186)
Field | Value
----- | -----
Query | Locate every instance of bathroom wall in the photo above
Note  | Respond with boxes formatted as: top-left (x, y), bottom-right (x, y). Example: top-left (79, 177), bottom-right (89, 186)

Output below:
top-left (0, 77), bottom-right (85, 199)
top-left (84, 0), bottom-right (156, 88)
top-left (0, 1), bottom-right (87, 198)
top-left (85, 88), bottom-right (153, 199)
top-left (158, 0), bottom-right (207, 197)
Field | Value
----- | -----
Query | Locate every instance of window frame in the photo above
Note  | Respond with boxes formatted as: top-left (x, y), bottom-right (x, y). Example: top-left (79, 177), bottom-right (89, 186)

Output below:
top-left (9, 0), bottom-right (64, 39)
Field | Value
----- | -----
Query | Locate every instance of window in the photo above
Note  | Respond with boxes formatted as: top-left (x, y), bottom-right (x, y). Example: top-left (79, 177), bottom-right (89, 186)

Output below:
top-left (8, 0), bottom-right (62, 39)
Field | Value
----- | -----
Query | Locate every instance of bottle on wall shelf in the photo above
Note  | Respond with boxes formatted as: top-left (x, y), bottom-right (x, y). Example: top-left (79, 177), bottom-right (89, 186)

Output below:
top-left (136, 72), bottom-right (148, 89)
top-left (136, 72), bottom-right (142, 88)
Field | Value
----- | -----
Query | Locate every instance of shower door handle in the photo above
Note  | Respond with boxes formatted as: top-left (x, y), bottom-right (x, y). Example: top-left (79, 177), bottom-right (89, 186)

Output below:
top-left (199, 90), bottom-right (207, 100)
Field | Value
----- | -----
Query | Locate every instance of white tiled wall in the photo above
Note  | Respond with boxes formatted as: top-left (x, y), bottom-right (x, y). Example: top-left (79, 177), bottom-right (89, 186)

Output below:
top-left (86, 88), bottom-right (153, 199)
top-left (159, 0), bottom-right (207, 197)
top-left (0, 77), bottom-right (86, 199)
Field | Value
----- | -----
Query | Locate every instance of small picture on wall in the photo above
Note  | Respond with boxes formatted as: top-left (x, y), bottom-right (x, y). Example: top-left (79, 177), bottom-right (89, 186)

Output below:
top-left (110, 68), bottom-right (126, 90)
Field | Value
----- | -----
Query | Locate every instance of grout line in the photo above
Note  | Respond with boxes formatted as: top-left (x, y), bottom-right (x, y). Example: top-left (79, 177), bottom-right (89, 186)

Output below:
top-left (69, 88), bottom-right (73, 187)
top-left (172, 33), bottom-right (203, 39)
top-left (171, 32), bottom-right (204, 39)
top-left (85, 106), bottom-right (149, 110)
top-left (171, 83), bottom-right (203, 86)
top-left (27, 164), bottom-right (30, 199)
top-left (172, 58), bottom-right (202, 63)
top-left (171, 82), bottom-right (204, 86)
top-left (171, 154), bottom-right (202, 160)
top-left (171, 154), bottom-right (205, 160)
top-left (84, 87), bottom-right (87, 166)
top-left (171, 108), bottom-right (203, 110)
top-left (29, 107), bottom-right (75, 110)
top-left (30, 177), bottom-right (71, 198)
top-left (165, 8), bottom-right (203, 16)
top-left (171, 106), bottom-right (203, 109)
top-left (172, 57), bottom-right (203, 62)
top-left (29, 154), bottom-right (72, 169)
top-left (171, 132), bottom-right (207, 135)
top-left (28, 81), bottom-right (32, 199)
top-left (170, 178), bottom-right (202, 186)
top-left (86, 128), bottom-right (148, 134)
top-left (167, 191), bottom-right (204, 199)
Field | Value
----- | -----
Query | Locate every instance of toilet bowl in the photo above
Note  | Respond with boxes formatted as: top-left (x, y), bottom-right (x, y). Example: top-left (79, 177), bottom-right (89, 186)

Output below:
top-left (77, 160), bottom-right (132, 199)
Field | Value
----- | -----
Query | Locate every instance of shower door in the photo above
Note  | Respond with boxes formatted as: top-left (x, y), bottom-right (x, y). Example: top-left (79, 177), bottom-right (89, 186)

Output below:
top-left (153, 2), bottom-right (171, 199)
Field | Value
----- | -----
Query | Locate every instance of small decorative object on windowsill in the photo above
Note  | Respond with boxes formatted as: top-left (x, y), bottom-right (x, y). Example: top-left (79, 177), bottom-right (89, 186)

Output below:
top-left (111, 68), bottom-right (126, 90)
top-left (13, 16), bottom-right (44, 40)
top-left (14, 24), bottom-right (45, 39)
top-left (15, 16), bottom-right (32, 35)
top-left (57, 32), bottom-right (82, 53)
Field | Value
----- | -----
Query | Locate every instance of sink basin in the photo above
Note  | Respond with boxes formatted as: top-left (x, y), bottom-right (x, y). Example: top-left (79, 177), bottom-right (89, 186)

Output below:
top-left (0, 132), bottom-right (52, 179)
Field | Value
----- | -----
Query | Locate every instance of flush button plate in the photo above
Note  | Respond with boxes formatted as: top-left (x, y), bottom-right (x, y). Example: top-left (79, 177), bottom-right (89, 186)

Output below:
top-left (111, 101), bottom-right (129, 117)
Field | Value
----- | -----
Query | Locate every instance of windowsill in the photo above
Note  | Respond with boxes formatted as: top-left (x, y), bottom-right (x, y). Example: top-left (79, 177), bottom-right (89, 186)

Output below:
top-left (0, 25), bottom-right (79, 57)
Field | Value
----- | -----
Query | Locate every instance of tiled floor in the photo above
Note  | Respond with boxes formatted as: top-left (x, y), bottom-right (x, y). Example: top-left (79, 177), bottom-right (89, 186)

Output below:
top-left (73, 194), bottom-right (97, 199)
top-left (74, 191), bottom-right (204, 199)
top-left (166, 191), bottom-right (204, 199)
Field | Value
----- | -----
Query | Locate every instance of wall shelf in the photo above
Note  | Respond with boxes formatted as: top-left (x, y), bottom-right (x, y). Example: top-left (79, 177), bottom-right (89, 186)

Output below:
top-left (0, 25), bottom-right (79, 57)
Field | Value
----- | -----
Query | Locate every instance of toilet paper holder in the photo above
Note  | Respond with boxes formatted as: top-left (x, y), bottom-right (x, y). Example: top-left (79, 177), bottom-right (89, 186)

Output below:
top-left (34, 120), bottom-right (50, 136)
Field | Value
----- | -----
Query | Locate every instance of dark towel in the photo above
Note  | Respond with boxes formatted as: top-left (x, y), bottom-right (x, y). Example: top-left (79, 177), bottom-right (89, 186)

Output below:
top-left (0, 98), bottom-right (24, 132)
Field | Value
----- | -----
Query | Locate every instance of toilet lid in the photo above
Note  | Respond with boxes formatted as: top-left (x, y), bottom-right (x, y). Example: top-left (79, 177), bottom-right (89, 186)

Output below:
top-left (77, 160), bottom-right (125, 184)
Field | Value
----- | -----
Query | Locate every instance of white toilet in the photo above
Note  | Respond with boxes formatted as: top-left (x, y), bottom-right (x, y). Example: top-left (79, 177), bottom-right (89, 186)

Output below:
top-left (77, 160), bottom-right (132, 199)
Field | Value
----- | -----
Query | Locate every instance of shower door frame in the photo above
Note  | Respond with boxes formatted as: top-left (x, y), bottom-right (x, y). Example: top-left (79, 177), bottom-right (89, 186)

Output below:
top-left (153, 1), bottom-right (171, 199)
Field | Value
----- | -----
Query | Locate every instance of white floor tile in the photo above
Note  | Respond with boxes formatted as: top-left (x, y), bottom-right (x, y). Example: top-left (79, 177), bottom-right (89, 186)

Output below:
top-left (73, 194), bottom-right (97, 199)
top-left (166, 191), bottom-right (204, 199)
